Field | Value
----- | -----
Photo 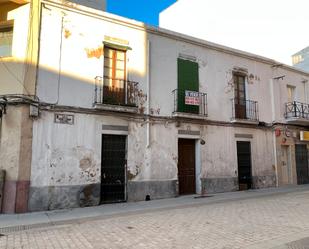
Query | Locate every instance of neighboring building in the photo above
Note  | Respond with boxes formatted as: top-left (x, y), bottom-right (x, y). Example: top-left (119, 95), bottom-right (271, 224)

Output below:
top-left (292, 47), bottom-right (309, 72)
top-left (0, 0), bottom-right (309, 214)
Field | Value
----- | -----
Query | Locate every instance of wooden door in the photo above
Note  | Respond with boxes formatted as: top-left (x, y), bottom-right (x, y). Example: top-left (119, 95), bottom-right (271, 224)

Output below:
top-left (237, 141), bottom-right (252, 190)
top-left (178, 139), bottom-right (196, 195)
top-left (101, 134), bottom-right (127, 203)
top-left (281, 145), bottom-right (291, 185)
top-left (234, 73), bottom-right (246, 119)
top-left (295, 144), bottom-right (309, 185)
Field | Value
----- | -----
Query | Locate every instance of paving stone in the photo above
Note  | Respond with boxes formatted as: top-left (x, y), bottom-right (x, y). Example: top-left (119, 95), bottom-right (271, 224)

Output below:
top-left (1, 190), bottom-right (309, 248)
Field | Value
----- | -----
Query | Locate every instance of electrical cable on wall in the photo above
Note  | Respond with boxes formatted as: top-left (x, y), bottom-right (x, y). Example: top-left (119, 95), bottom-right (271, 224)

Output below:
top-left (55, 14), bottom-right (65, 105)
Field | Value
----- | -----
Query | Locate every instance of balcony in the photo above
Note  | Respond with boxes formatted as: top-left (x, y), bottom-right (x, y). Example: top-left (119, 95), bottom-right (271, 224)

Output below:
top-left (231, 98), bottom-right (259, 124)
top-left (94, 76), bottom-right (138, 113)
top-left (172, 89), bottom-right (207, 119)
top-left (285, 101), bottom-right (309, 125)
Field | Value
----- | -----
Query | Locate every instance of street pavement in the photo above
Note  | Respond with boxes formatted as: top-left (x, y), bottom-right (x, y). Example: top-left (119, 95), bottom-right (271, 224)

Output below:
top-left (1, 185), bottom-right (309, 248)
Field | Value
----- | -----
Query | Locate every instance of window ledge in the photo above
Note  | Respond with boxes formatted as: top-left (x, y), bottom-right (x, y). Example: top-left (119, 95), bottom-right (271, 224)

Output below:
top-left (94, 103), bottom-right (138, 113)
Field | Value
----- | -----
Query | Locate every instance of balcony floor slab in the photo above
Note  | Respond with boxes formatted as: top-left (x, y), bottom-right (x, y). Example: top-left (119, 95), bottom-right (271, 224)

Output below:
top-left (230, 119), bottom-right (259, 125)
top-left (94, 103), bottom-right (138, 113)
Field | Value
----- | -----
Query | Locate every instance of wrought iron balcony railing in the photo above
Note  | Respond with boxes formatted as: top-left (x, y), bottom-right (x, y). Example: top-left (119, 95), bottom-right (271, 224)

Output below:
top-left (172, 89), bottom-right (207, 116)
top-left (94, 76), bottom-right (138, 107)
top-left (231, 98), bottom-right (259, 121)
top-left (285, 101), bottom-right (309, 120)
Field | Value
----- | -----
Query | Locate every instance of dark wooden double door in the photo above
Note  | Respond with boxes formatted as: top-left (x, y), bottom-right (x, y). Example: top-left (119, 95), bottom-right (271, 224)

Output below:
top-left (101, 134), bottom-right (126, 203)
top-left (237, 141), bottom-right (252, 190)
top-left (178, 139), bottom-right (196, 195)
top-left (295, 144), bottom-right (309, 185)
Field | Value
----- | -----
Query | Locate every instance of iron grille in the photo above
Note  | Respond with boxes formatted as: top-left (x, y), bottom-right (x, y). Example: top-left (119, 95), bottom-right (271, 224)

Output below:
top-left (172, 89), bottom-right (208, 116)
top-left (94, 76), bottom-right (138, 107)
top-left (231, 98), bottom-right (259, 121)
top-left (285, 101), bottom-right (309, 119)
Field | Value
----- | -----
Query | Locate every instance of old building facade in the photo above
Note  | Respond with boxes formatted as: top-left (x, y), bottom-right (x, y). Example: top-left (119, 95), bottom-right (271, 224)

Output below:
top-left (0, 0), bottom-right (309, 213)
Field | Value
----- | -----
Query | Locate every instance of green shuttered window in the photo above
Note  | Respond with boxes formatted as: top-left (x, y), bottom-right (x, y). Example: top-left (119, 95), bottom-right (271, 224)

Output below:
top-left (177, 58), bottom-right (199, 114)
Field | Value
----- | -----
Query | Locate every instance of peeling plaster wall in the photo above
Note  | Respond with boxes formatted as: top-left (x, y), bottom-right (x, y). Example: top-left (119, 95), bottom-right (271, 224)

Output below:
top-left (128, 122), bottom-right (178, 181)
top-left (30, 112), bottom-right (180, 209)
top-left (29, 111), bottom-right (114, 210)
top-left (174, 123), bottom-right (275, 193)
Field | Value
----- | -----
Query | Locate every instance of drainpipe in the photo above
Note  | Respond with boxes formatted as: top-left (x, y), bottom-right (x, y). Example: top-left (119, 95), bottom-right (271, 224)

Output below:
top-left (146, 39), bottom-right (151, 148)
top-left (270, 78), bottom-right (279, 187)
top-left (270, 79), bottom-right (276, 122)
top-left (34, 2), bottom-right (44, 96)
top-left (0, 170), bottom-right (5, 213)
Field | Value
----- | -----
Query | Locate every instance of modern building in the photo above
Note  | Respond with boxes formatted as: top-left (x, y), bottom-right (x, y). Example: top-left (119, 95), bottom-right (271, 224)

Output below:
top-left (292, 47), bottom-right (309, 72)
top-left (0, 0), bottom-right (309, 214)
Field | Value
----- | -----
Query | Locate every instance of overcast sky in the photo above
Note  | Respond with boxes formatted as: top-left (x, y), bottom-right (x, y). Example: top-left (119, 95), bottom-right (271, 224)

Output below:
top-left (160, 0), bottom-right (309, 65)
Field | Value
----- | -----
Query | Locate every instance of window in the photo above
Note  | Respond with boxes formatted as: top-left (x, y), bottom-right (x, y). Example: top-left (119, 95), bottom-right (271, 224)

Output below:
top-left (103, 46), bottom-right (127, 105)
top-left (287, 85), bottom-right (295, 103)
top-left (234, 73), bottom-right (246, 103)
top-left (104, 47), bottom-right (126, 87)
top-left (177, 58), bottom-right (199, 114)
top-left (233, 73), bottom-right (246, 119)
top-left (0, 26), bottom-right (13, 57)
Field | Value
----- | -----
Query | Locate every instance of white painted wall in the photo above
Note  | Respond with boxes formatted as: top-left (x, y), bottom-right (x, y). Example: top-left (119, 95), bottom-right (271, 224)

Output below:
top-left (148, 32), bottom-right (282, 123)
top-left (31, 111), bottom-right (132, 187)
top-left (0, 4), bottom-right (30, 95)
top-left (37, 4), bottom-right (147, 109)
top-left (36, 3), bottom-right (309, 123)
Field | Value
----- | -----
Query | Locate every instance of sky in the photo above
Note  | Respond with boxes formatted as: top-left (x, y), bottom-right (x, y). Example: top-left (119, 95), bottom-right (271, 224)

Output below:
top-left (159, 0), bottom-right (309, 65)
top-left (107, 0), bottom-right (176, 26)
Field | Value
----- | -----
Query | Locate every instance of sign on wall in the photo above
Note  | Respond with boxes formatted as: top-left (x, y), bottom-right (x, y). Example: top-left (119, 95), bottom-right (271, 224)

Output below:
top-left (185, 90), bottom-right (200, 106)
top-left (54, 113), bottom-right (74, 125)
top-left (300, 131), bottom-right (309, 141)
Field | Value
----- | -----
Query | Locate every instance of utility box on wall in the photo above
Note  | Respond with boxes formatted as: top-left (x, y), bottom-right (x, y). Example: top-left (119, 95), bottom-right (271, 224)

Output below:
top-left (0, 170), bottom-right (5, 213)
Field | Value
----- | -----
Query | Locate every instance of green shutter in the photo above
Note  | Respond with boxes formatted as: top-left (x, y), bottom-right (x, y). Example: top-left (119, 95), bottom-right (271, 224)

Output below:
top-left (177, 58), bottom-right (199, 113)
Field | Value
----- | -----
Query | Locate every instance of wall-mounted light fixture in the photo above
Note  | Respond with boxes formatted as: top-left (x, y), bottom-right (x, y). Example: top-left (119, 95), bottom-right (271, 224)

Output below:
top-left (273, 75), bottom-right (285, 80)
